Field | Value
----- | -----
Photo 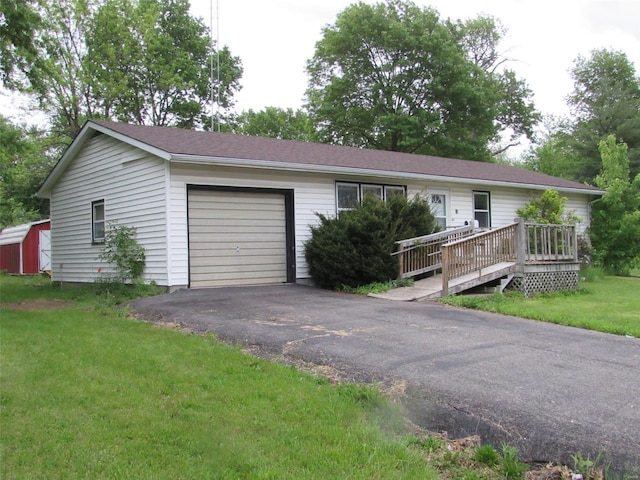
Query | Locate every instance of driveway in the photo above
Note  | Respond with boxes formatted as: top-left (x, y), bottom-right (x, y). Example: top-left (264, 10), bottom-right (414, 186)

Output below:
top-left (128, 284), bottom-right (640, 474)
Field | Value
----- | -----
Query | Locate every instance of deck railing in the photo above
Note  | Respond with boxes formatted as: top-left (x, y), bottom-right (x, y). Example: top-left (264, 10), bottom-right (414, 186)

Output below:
top-left (523, 223), bottom-right (578, 262)
top-left (393, 218), bottom-right (579, 295)
top-left (441, 223), bottom-right (517, 293)
top-left (392, 225), bottom-right (474, 279)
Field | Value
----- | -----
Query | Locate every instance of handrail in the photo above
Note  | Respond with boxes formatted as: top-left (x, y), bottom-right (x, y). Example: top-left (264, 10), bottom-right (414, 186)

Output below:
top-left (441, 223), bottom-right (517, 295)
top-left (393, 225), bottom-right (474, 279)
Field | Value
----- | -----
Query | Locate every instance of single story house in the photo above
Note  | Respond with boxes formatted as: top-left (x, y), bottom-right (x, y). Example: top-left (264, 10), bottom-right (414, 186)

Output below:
top-left (0, 219), bottom-right (51, 275)
top-left (37, 120), bottom-right (603, 289)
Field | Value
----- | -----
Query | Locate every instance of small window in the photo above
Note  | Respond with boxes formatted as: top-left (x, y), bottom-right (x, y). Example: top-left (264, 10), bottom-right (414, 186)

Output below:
top-left (362, 184), bottom-right (383, 201)
top-left (384, 185), bottom-right (405, 200)
top-left (473, 191), bottom-right (491, 229)
top-left (336, 183), bottom-right (359, 212)
top-left (92, 200), bottom-right (105, 243)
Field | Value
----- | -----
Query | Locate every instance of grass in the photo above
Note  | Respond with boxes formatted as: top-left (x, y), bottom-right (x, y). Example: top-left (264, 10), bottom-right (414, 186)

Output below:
top-left (1, 274), bottom-right (438, 479)
top-left (339, 278), bottom-right (414, 295)
top-left (440, 268), bottom-right (640, 338)
top-left (0, 274), bottom-right (625, 479)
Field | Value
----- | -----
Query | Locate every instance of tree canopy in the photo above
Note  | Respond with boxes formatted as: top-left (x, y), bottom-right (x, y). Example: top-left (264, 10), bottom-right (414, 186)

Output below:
top-left (589, 135), bottom-right (640, 275)
top-left (566, 49), bottom-right (640, 183)
top-left (305, 0), bottom-right (538, 161)
top-left (228, 107), bottom-right (316, 141)
top-left (7, 0), bottom-right (242, 143)
top-left (0, 116), bottom-right (55, 228)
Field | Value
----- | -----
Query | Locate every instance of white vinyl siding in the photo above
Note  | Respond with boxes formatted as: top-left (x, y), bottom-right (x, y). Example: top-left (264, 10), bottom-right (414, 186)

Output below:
top-left (188, 189), bottom-right (287, 287)
top-left (49, 135), bottom-right (168, 284)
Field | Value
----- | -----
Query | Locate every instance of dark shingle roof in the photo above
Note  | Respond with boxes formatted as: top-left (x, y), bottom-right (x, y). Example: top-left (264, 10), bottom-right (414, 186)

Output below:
top-left (92, 120), bottom-right (601, 193)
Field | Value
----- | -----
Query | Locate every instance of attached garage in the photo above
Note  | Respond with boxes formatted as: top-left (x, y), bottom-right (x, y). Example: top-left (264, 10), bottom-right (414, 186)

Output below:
top-left (187, 186), bottom-right (296, 288)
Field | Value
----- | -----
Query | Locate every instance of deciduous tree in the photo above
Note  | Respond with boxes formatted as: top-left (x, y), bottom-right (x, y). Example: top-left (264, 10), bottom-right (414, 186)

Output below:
top-left (589, 135), bottom-right (640, 276)
top-left (567, 49), bottom-right (640, 183)
top-left (0, 116), bottom-right (54, 228)
top-left (305, 0), bottom-right (538, 161)
top-left (228, 107), bottom-right (316, 141)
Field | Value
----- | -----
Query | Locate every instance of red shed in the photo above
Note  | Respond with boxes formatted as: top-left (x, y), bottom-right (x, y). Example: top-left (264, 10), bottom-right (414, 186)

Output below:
top-left (0, 220), bottom-right (51, 274)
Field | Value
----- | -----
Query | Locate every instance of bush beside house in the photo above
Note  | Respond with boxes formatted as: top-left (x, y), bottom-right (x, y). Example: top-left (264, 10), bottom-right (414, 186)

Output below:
top-left (305, 195), bottom-right (438, 290)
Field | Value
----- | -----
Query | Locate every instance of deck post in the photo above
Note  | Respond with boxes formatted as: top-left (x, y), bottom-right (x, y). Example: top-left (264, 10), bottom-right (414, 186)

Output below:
top-left (397, 245), bottom-right (405, 280)
top-left (441, 244), bottom-right (449, 296)
top-left (515, 217), bottom-right (526, 274)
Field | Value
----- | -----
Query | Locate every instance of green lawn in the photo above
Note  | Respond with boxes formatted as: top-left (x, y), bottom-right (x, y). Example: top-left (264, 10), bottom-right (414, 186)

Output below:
top-left (440, 269), bottom-right (640, 338)
top-left (1, 275), bottom-right (439, 479)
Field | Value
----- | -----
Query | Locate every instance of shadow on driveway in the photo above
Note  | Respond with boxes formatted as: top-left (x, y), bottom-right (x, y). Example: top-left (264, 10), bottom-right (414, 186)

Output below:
top-left (128, 284), bottom-right (640, 475)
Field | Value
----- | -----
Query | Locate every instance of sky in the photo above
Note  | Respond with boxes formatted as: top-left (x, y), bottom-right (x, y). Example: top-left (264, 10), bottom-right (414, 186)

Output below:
top-left (187, 0), bottom-right (640, 119)
top-left (2, 0), bottom-right (639, 131)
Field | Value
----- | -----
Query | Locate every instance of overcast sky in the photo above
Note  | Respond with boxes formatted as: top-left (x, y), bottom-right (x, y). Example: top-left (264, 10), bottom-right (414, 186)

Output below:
top-left (2, 0), bottom-right (639, 130)
top-left (189, 0), bottom-right (640, 119)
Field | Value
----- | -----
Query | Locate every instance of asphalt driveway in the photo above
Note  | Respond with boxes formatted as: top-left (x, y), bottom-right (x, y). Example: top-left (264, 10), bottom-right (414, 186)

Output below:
top-left (128, 284), bottom-right (640, 474)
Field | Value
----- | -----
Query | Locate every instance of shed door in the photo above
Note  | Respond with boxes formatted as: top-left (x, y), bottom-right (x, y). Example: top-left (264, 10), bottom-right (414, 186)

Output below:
top-left (188, 189), bottom-right (288, 288)
top-left (39, 230), bottom-right (51, 272)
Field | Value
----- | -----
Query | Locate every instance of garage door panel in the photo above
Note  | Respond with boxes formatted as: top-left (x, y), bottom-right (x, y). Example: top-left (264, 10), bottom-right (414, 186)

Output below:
top-left (188, 189), bottom-right (288, 287)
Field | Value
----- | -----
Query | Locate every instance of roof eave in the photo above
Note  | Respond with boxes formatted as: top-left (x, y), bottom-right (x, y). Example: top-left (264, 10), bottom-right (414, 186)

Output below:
top-left (170, 154), bottom-right (605, 196)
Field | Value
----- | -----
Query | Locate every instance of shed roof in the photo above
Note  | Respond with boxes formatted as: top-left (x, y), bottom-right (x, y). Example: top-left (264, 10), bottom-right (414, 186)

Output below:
top-left (0, 219), bottom-right (50, 246)
top-left (38, 120), bottom-right (604, 197)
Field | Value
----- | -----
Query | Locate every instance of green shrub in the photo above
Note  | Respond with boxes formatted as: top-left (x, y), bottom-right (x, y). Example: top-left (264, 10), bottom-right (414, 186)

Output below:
top-left (304, 194), bottom-right (437, 290)
top-left (98, 222), bottom-right (146, 283)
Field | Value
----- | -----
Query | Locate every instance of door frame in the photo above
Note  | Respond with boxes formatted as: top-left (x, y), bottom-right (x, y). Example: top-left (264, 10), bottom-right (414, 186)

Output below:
top-left (186, 184), bottom-right (296, 287)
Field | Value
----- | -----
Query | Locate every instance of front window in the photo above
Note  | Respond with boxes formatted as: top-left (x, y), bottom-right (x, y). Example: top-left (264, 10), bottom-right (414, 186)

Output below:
top-left (92, 200), bottom-right (105, 243)
top-left (336, 182), bottom-right (406, 213)
top-left (473, 191), bottom-right (491, 229)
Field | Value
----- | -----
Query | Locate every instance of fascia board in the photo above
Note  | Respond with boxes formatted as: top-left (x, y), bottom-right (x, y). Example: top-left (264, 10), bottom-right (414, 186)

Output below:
top-left (170, 154), bottom-right (605, 196)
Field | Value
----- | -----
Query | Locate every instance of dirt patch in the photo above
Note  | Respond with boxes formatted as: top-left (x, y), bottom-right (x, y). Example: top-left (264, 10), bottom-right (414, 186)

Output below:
top-left (1, 298), bottom-right (72, 311)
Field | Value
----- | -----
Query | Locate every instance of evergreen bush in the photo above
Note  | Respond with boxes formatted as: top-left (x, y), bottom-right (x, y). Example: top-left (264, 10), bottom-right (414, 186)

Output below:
top-left (304, 194), bottom-right (437, 290)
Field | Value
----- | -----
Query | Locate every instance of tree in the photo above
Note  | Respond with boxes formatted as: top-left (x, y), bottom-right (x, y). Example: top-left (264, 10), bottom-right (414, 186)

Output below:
top-left (589, 135), bottom-right (640, 276)
top-left (85, 0), bottom-right (242, 130)
top-left (227, 107), bottom-right (316, 141)
top-left (305, 0), bottom-right (538, 161)
top-left (522, 117), bottom-right (582, 180)
top-left (0, 116), bottom-right (55, 228)
top-left (566, 49), bottom-right (640, 183)
top-left (0, 0), bottom-right (43, 89)
top-left (516, 189), bottom-right (581, 225)
top-left (13, 0), bottom-right (242, 143)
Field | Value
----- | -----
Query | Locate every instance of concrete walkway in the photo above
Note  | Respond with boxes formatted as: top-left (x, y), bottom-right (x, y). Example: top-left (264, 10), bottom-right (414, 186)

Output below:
top-left (129, 284), bottom-right (640, 475)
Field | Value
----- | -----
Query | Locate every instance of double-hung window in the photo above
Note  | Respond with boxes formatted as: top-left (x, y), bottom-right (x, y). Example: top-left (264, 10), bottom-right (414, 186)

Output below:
top-left (473, 191), bottom-right (491, 229)
top-left (92, 200), bottom-right (105, 243)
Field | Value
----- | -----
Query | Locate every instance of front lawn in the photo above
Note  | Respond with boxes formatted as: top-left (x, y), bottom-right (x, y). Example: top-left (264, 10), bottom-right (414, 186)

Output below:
top-left (440, 269), bottom-right (640, 338)
top-left (1, 275), bottom-right (436, 479)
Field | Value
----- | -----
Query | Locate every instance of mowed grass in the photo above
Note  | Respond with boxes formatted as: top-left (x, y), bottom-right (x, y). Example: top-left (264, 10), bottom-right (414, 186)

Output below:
top-left (0, 276), bottom-right (436, 479)
top-left (440, 269), bottom-right (640, 338)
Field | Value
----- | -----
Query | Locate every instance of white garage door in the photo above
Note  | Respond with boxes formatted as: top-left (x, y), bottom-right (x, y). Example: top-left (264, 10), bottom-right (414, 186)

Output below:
top-left (188, 189), bottom-right (287, 288)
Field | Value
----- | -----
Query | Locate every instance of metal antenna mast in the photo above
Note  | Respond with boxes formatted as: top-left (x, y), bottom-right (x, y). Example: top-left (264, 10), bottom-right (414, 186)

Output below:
top-left (210, 0), bottom-right (220, 132)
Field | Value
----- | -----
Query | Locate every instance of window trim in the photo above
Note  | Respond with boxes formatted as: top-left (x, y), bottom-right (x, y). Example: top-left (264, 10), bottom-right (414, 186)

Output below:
top-left (473, 191), bottom-right (491, 229)
top-left (335, 182), bottom-right (406, 213)
top-left (92, 199), bottom-right (105, 244)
